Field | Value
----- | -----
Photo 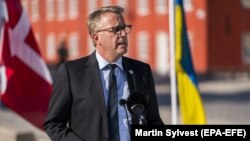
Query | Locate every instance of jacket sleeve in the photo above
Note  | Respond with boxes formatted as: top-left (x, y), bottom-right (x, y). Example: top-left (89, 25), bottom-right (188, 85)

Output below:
top-left (146, 64), bottom-right (164, 125)
top-left (43, 64), bottom-right (84, 141)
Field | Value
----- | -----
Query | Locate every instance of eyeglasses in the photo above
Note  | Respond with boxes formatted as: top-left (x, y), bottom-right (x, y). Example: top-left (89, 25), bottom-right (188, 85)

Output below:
top-left (96, 24), bottom-right (132, 34)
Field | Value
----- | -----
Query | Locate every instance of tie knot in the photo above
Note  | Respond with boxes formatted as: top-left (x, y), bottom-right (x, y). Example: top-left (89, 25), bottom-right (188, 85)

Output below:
top-left (108, 64), bottom-right (117, 71)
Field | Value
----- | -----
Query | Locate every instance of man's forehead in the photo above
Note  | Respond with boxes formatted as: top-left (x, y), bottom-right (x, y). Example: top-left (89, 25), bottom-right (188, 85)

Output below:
top-left (100, 12), bottom-right (124, 22)
top-left (98, 13), bottom-right (124, 27)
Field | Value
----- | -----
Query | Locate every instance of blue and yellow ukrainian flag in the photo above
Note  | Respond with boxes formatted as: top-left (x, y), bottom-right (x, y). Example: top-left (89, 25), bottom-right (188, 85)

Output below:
top-left (175, 0), bottom-right (206, 124)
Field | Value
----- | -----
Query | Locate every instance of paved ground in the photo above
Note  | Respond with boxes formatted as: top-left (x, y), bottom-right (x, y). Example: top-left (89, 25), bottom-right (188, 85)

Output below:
top-left (156, 74), bottom-right (250, 124)
top-left (1, 72), bottom-right (250, 141)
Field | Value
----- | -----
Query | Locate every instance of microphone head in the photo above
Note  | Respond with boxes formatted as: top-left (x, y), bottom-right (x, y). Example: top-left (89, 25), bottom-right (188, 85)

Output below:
top-left (127, 91), bottom-right (147, 115)
top-left (131, 104), bottom-right (145, 115)
top-left (119, 99), bottom-right (127, 106)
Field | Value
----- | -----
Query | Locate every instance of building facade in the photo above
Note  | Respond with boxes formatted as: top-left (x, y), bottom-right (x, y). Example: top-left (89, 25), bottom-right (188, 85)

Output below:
top-left (21, 0), bottom-right (250, 75)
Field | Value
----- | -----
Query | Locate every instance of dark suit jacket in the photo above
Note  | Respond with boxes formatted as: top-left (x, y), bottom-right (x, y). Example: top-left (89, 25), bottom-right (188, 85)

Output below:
top-left (44, 52), bottom-right (163, 141)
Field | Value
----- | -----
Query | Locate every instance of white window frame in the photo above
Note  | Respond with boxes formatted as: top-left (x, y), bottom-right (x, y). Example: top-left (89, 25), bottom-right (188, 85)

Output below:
top-left (117, 0), bottom-right (127, 8)
top-left (137, 31), bottom-right (149, 62)
top-left (184, 0), bottom-right (193, 12)
top-left (88, 0), bottom-right (97, 14)
top-left (69, 32), bottom-right (79, 59)
top-left (196, 8), bottom-right (206, 20)
top-left (241, 0), bottom-right (250, 9)
top-left (57, 0), bottom-right (65, 21)
top-left (156, 31), bottom-right (169, 75)
top-left (46, 33), bottom-right (56, 60)
top-left (46, 0), bottom-right (55, 21)
top-left (68, 0), bottom-right (78, 19)
top-left (137, 0), bottom-right (150, 16)
top-left (31, 0), bottom-right (39, 22)
top-left (102, 0), bottom-right (111, 6)
top-left (155, 0), bottom-right (167, 15)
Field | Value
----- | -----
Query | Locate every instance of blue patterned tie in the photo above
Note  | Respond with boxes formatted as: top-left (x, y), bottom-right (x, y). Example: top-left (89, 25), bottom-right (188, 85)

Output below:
top-left (107, 64), bottom-right (120, 141)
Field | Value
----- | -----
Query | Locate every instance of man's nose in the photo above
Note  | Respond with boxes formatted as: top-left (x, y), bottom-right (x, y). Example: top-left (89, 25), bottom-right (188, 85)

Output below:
top-left (118, 29), bottom-right (127, 37)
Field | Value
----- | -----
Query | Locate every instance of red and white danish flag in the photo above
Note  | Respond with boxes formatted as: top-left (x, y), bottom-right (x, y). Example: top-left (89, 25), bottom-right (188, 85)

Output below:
top-left (0, 0), bottom-right (52, 129)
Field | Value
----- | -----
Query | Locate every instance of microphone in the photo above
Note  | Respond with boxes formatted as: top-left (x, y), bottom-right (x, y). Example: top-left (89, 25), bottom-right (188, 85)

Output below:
top-left (128, 70), bottom-right (147, 125)
top-left (119, 99), bottom-right (126, 106)
top-left (126, 92), bottom-right (147, 125)
top-left (119, 99), bottom-right (131, 132)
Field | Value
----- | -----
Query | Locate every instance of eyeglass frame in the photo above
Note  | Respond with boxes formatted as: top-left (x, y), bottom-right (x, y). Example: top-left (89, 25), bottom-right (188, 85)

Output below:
top-left (95, 24), bottom-right (132, 34)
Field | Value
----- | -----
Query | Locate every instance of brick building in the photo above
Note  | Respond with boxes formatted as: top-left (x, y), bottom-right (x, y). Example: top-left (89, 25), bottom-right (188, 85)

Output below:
top-left (21, 0), bottom-right (250, 75)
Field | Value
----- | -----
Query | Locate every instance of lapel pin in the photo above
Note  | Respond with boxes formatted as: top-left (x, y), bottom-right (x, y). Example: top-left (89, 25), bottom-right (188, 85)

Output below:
top-left (129, 70), bottom-right (134, 74)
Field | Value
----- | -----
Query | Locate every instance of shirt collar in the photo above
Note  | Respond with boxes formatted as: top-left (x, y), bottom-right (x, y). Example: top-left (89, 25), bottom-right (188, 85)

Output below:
top-left (95, 51), bottom-right (124, 71)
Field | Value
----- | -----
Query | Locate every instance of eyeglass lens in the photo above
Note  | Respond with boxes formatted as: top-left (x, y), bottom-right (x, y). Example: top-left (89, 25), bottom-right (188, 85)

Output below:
top-left (114, 25), bottom-right (131, 34)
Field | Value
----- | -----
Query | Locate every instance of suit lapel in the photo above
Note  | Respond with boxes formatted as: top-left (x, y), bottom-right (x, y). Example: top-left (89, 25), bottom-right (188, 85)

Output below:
top-left (122, 57), bottom-right (136, 94)
top-left (87, 52), bottom-right (108, 121)
top-left (123, 57), bottom-right (142, 124)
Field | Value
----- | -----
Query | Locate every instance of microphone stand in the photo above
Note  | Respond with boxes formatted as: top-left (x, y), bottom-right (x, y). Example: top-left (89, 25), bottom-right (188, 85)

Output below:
top-left (130, 104), bottom-right (147, 125)
top-left (119, 99), bottom-right (131, 132)
top-left (128, 70), bottom-right (148, 125)
top-left (139, 114), bottom-right (147, 125)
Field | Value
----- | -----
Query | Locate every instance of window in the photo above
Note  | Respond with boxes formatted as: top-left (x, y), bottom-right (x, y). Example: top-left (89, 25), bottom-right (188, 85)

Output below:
top-left (57, 0), bottom-right (65, 21)
top-left (46, 0), bottom-right (55, 21)
top-left (102, 0), bottom-right (111, 6)
top-left (68, 0), bottom-right (78, 19)
top-left (137, 31), bottom-right (149, 62)
top-left (184, 0), bottom-right (193, 12)
top-left (117, 0), bottom-right (127, 8)
top-left (196, 8), bottom-right (206, 20)
top-left (242, 32), bottom-right (250, 64)
top-left (137, 0), bottom-right (149, 16)
top-left (241, 0), bottom-right (250, 9)
top-left (46, 33), bottom-right (56, 60)
top-left (88, 0), bottom-right (97, 14)
top-left (69, 32), bottom-right (79, 59)
top-left (31, 0), bottom-right (39, 22)
top-left (155, 0), bottom-right (167, 15)
top-left (156, 31), bottom-right (169, 75)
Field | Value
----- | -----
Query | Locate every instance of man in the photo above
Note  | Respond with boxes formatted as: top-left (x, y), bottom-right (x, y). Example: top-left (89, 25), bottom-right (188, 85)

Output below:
top-left (44, 6), bottom-right (163, 141)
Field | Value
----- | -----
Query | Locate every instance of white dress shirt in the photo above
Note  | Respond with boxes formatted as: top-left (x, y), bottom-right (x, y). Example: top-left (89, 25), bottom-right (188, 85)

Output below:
top-left (96, 51), bottom-right (131, 141)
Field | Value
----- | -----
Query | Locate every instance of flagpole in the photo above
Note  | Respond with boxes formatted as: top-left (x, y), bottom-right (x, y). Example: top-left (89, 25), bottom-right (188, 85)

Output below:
top-left (169, 0), bottom-right (178, 124)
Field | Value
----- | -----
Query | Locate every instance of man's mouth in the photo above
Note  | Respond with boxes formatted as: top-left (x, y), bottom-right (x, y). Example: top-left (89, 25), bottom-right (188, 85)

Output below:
top-left (117, 42), bottom-right (127, 46)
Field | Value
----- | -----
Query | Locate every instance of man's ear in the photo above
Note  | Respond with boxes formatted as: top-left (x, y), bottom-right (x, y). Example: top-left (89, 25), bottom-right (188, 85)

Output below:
top-left (90, 33), bottom-right (98, 47)
top-left (92, 33), bottom-right (99, 43)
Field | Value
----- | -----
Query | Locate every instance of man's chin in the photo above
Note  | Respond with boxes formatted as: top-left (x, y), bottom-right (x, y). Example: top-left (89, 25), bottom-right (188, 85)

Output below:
top-left (117, 46), bottom-right (128, 54)
top-left (117, 50), bottom-right (127, 56)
